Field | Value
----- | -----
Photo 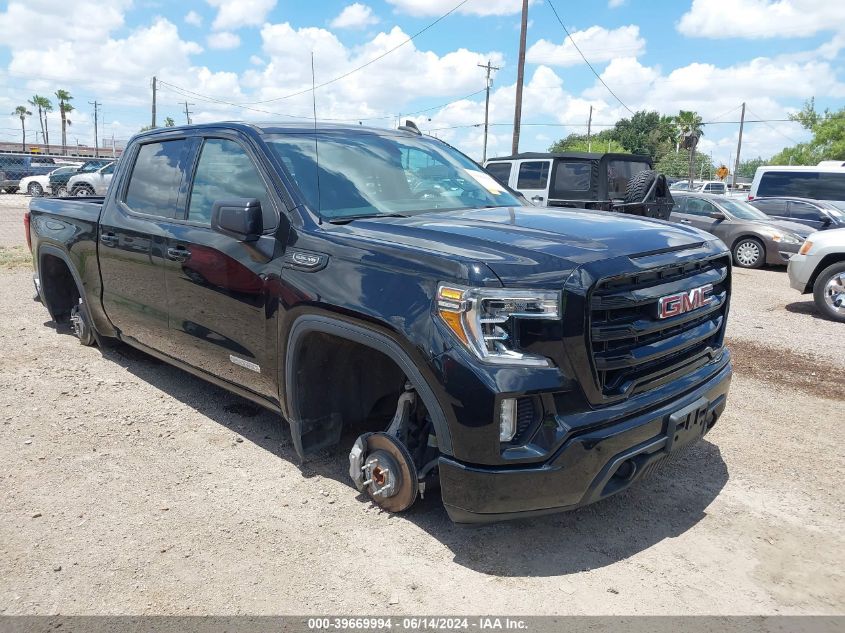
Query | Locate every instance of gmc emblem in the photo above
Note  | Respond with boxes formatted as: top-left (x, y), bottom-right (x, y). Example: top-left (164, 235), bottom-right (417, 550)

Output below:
top-left (657, 284), bottom-right (714, 319)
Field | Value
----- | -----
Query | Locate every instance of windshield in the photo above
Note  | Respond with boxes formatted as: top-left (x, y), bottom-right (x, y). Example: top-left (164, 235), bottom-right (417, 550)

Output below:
top-left (718, 197), bottom-right (770, 220)
top-left (266, 132), bottom-right (522, 220)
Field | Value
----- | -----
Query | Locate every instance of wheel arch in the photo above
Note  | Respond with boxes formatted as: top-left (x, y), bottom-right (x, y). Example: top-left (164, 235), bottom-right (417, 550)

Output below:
top-left (37, 244), bottom-right (86, 322)
top-left (284, 314), bottom-right (453, 459)
top-left (808, 253), bottom-right (845, 292)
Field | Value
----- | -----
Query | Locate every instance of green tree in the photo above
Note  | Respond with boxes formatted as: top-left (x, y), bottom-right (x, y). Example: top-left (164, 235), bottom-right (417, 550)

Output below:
top-left (736, 156), bottom-right (767, 178)
top-left (55, 89), bottom-right (74, 156)
top-left (769, 143), bottom-right (822, 166)
top-left (27, 95), bottom-right (53, 152)
top-left (790, 98), bottom-right (845, 160)
top-left (164, 116), bottom-right (175, 127)
top-left (655, 149), bottom-right (713, 179)
top-left (548, 131), bottom-right (624, 153)
top-left (611, 110), bottom-right (677, 157)
top-left (12, 105), bottom-right (31, 152)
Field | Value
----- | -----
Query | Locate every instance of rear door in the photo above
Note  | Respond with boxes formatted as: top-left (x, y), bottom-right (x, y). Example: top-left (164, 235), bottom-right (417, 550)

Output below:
top-left (787, 200), bottom-right (827, 231)
top-left (515, 159), bottom-right (552, 205)
top-left (92, 162), bottom-right (115, 195)
top-left (751, 198), bottom-right (789, 222)
top-left (98, 137), bottom-right (195, 354)
top-left (163, 134), bottom-right (287, 398)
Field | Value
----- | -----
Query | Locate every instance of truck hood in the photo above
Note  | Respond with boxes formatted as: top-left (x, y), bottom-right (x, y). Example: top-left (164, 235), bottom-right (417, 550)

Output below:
top-left (336, 206), bottom-right (713, 285)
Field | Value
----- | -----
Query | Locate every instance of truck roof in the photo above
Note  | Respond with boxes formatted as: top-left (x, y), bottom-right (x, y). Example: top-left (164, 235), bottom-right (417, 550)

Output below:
top-left (134, 121), bottom-right (424, 139)
top-left (486, 151), bottom-right (652, 162)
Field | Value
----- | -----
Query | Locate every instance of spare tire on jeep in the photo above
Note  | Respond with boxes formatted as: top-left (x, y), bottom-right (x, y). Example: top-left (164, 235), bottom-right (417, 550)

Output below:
top-left (623, 169), bottom-right (674, 220)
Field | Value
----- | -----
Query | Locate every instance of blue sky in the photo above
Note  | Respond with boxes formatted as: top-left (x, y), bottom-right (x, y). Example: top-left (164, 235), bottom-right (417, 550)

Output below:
top-left (1, 0), bottom-right (843, 164)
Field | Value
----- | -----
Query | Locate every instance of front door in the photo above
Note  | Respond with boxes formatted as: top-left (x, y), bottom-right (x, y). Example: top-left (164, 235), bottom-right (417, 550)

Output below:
top-left (164, 136), bottom-right (287, 399)
top-left (515, 159), bottom-right (551, 205)
top-left (679, 196), bottom-right (723, 236)
top-left (98, 137), bottom-right (195, 354)
top-left (788, 200), bottom-right (827, 231)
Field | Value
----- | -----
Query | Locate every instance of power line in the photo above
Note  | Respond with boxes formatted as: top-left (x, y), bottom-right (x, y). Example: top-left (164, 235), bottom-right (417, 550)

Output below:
top-left (157, 80), bottom-right (486, 124)
top-left (546, 1), bottom-right (635, 115)
top-left (243, 0), bottom-right (472, 105)
top-left (746, 107), bottom-right (803, 146)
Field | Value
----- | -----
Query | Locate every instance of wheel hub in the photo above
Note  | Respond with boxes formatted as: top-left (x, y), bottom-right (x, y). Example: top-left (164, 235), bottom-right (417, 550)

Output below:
top-left (350, 432), bottom-right (419, 513)
top-left (736, 241), bottom-right (760, 266)
top-left (824, 272), bottom-right (845, 314)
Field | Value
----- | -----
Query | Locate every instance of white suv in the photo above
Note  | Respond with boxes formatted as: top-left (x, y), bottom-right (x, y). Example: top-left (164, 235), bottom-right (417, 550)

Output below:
top-left (670, 180), bottom-right (728, 194)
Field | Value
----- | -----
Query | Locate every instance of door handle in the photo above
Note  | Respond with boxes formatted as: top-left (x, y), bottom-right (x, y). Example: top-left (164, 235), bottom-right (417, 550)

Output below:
top-left (100, 233), bottom-right (118, 247)
top-left (166, 246), bottom-right (190, 262)
top-left (680, 219), bottom-right (691, 224)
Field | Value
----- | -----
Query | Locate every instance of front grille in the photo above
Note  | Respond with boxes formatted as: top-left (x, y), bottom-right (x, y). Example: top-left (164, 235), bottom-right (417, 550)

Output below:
top-left (588, 256), bottom-right (730, 398)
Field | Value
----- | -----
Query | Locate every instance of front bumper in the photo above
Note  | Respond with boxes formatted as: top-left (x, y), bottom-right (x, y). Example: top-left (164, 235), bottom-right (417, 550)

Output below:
top-left (787, 254), bottom-right (813, 293)
top-left (768, 241), bottom-right (801, 265)
top-left (439, 354), bottom-right (732, 524)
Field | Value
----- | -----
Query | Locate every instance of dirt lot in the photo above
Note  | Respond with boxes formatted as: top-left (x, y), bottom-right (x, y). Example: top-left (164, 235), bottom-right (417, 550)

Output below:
top-left (0, 194), bottom-right (843, 615)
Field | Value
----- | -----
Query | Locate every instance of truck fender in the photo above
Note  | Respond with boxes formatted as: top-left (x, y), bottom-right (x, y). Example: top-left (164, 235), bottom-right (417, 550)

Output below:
top-left (284, 314), bottom-right (453, 459)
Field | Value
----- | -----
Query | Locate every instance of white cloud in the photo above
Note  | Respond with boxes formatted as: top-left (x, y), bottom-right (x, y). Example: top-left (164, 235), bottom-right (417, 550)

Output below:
top-left (527, 25), bottom-right (646, 67)
top-left (207, 31), bottom-right (241, 49)
top-left (330, 3), bottom-right (379, 29)
top-left (242, 22), bottom-right (505, 121)
top-left (608, 0), bottom-right (627, 7)
top-left (0, 0), bottom-right (130, 47)
top-left (249, 55), bottom-right (265, 66)
top-left (184, 10), bottom-right (203, 27)
top-left (386, 0), bottom-right (534, 17)
top-left (678, 0), bottom-right (845, 39)
top-left (207, 0), bottom-right (276, 31)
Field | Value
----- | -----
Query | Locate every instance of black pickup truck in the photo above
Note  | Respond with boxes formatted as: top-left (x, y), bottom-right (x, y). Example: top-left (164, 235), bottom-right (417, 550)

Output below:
top-left (26, 122), bottom-right (733, 524)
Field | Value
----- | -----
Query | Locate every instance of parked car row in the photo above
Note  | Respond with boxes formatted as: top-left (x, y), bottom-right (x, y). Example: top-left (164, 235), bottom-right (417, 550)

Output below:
top-left (0, 154), bottom-right (114, 197)
top-left (0, 154), bottom-right (58, 193)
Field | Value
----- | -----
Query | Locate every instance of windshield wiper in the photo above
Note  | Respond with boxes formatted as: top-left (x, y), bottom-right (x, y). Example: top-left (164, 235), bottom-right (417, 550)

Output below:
top-left (328, 213), bottom-right (409, 224)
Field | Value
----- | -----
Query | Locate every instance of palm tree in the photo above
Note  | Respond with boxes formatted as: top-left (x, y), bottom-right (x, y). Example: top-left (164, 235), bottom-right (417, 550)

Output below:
top-left (55, 89), bottom-right (74, 156)
top-left (42, 98), bottom-right (53, 154)
top-left (674, 110), bottom-right (705, 184)
top-left (27, 95), bottom-right (51, 151)
top-left (164, 116), bottom-right (175, 127)
top-left (13, 105), bottom-right (31, 152)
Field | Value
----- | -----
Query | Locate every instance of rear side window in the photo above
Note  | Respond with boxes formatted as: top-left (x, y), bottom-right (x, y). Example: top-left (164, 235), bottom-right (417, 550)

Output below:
top-left (485, 162), bottom-right (512, 186)
top-left (517, 161), bottom-right (550, 189)
top-left (704, 182), bottom-right (726, 194)
top-left (751, 198), bottom-right (786, 215)
top-left (124, 140), bottom-right (191, 218)
top-left (552, 161), bottom-right (591, 192)
top-left (685, 197), bottom-right (717, 216)
top-left (188, 138), bottom-right (276, 230)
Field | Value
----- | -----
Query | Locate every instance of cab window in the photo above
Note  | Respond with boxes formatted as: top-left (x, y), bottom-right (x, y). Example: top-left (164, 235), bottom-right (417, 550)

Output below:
top-left (124, 139), bottom-right (191, 218)
top-left (188, 138), bottom-right (276, 230)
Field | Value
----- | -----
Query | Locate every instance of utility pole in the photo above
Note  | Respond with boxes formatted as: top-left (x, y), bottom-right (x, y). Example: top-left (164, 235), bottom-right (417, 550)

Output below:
top-left (586, 105), bottom-right (593, 152)
top-left (511, 0), bottom-right (528, 155)
top-left (183, 101), bottom-right (194, 125)
top-left (732, 102), bottom-right (746, 188)
top-left (477, 59), bottom-right (500, 163)
top-left (151, 76), bottom-right (157, 128)
top-left (89, 100), bottom-right (100, 158)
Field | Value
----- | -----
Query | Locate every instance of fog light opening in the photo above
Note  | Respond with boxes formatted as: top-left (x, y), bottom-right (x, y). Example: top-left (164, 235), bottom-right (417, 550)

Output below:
top-left (499, 398), bottom-right (517, 442)
top-left (613, 459), bottom-right (638, 482)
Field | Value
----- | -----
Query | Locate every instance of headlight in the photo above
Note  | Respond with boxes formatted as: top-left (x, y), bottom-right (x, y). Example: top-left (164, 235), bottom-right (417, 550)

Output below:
top-left (799, 240), bottom-right (813, 255)
top-left (780, 233), bottom-right (802, 245)
top-left (436, 284), bottom-right (560, 366)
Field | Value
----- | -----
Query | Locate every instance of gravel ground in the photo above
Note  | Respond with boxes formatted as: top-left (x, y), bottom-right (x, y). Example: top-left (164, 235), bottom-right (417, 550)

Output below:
top-left (0, 196), bottom-right (843, 615)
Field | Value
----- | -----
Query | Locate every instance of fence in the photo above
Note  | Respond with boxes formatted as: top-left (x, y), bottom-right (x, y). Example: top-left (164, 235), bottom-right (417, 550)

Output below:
top-left (0, 152), bottom-right (119, 196)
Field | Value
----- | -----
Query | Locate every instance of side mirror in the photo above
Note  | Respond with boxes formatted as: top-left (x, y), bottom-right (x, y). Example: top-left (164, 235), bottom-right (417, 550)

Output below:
top-left (211, 198), bottom-right (263, 242)
top-left (709, 211), bottom-right (725, 220)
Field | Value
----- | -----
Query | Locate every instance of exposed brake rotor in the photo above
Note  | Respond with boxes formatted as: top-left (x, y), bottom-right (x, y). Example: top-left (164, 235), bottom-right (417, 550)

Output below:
top-left (350, 432), bottom-right (419, 513)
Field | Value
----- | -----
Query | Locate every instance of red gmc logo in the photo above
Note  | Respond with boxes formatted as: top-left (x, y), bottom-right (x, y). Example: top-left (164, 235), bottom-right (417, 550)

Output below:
top-left (657, 284), bottom-right (714, 319)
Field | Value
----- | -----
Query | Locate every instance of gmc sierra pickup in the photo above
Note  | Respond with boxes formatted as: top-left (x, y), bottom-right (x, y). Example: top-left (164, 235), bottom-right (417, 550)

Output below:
top-left (27, 122), bottom-right (733, 524)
